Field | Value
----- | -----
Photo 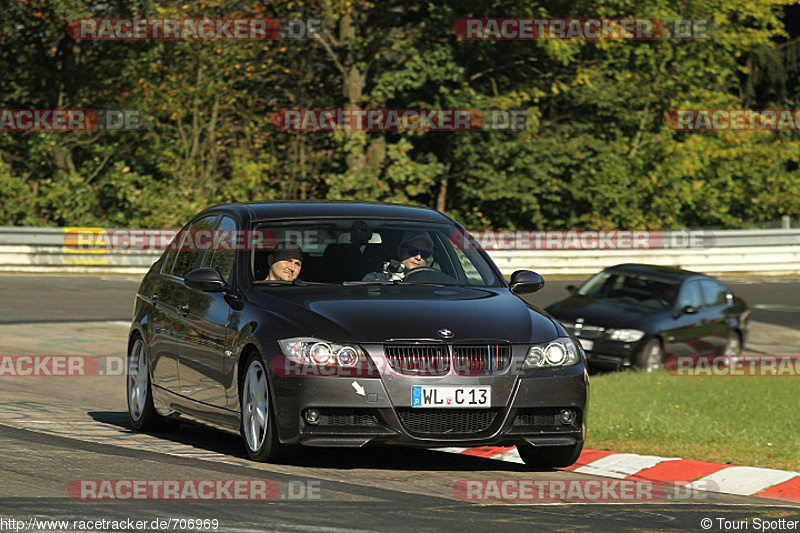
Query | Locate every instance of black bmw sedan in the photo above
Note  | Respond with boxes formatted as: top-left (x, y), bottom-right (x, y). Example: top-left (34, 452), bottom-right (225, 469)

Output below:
top-left (127, 202), bottom-right (588, 468)
top-left (545, 264), bottom-right (749, 372)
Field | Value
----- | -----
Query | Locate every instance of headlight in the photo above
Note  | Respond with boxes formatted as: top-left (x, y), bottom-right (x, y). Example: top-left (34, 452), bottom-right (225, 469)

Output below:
top-left (279, 338), bottom-right (363, 368)
top-left (523, 338), bottom-right (580, 369)
top-left (606, 329), bottom-right (646, 342)
top-left (336, 346), bottom-right (359, 367)
top-left (308, 342), bottom-right (334, 364)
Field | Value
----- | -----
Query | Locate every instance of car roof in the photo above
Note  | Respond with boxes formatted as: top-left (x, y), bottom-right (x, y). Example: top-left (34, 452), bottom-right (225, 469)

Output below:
top-left (604, 263), bottom-right (712, 281)
top-left (200, 201), bottom-right (450, 223)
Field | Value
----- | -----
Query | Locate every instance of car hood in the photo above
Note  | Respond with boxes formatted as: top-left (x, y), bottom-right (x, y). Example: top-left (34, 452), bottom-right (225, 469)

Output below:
top-left (247, 284), bottom-right (559, 343)
top-left (545, 295), bottom-right (670, 330)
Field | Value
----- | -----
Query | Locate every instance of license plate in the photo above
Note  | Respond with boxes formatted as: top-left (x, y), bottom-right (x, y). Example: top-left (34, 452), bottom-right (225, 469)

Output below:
top-left (578, 339), bottom-right (594, 351)
top-left (411, 386), bottom-right (491, 408)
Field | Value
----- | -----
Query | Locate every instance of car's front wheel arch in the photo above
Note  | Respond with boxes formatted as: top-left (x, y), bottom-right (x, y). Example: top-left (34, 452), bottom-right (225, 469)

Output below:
top-left (635, 336), bottom-right (665, 372)
top-left (127, 331), bottom-right (176, 431)
top-left (724, 330), bottom-right (743, 356)
top-left (238, 349), bottom-right (295, 462)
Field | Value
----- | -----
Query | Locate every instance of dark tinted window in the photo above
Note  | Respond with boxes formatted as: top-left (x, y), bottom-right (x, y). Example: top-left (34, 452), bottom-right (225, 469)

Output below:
top-left (201, 216), bottom-right (237, 282)
top-left (249, 218), bottom-right (503, 286)
top-left (699, 280), bottom-right (729, 307)
top-left (169, 215), bottom-right (218, 278)
top-left (678, 281), bottom-right (703, 308)
top-left (578, 270), bottom-right (679, 309)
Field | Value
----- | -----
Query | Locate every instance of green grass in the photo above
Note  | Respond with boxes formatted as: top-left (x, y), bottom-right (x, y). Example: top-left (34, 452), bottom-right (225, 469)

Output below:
top-left (585, 371), bottom-right (800, 471)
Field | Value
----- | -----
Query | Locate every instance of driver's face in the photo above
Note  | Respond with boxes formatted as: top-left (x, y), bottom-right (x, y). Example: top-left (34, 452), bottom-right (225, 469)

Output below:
top-left (398, 238), bottom-right (432, 271)
top-left (267, 257), bottom-right (302, 281)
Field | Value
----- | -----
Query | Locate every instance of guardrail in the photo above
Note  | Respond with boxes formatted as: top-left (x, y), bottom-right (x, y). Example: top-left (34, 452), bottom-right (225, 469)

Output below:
top-left (0, 226), bottom-right (798, 276)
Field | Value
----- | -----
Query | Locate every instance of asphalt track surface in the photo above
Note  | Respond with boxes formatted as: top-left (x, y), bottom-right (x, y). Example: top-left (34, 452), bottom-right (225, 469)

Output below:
top-left (0, 274), bottom-right (798, 532)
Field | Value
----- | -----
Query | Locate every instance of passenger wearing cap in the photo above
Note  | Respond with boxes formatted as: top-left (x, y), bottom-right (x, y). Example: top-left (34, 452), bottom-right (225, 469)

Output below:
top-left (266, 242), bottom-right (303, 282)
top-left (362, 231), bottom-right (434, 281)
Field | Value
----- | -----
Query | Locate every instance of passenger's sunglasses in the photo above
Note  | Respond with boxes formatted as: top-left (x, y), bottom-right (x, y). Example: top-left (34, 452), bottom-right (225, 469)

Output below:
top-left (403, 246), bottom-right (432, 260)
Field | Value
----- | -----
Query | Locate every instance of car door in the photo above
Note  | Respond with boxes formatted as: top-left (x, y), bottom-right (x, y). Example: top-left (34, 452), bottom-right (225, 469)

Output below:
top-left (663, 280), bottom-right (718, 356)
top-left (147, 220), bottom-right (201, 394)
top-left (174, 214), bottom-right (235, 407)
top-left (698, 279), bottom-right (731, 355)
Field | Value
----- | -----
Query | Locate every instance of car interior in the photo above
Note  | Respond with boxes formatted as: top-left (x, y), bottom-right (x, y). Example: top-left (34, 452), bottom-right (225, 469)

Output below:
top-left (250, 223), bottom-right (455, 284)
top-left (587, 272), bottom-right (679, 310)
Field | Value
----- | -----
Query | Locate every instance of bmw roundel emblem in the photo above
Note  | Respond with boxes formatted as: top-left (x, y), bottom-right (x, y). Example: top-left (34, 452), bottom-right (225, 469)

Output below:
top-left (437, 328), bottom-right (454, 339)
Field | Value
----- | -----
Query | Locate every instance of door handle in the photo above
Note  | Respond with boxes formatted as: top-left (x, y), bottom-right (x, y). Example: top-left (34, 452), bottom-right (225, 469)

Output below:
top-left (178, 304), bottom-right (190, 316)
top-left (149, 293), bottom-right (159, 304)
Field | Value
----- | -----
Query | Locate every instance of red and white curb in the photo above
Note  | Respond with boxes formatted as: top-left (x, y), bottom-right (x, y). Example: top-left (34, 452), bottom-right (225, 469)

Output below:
top-left (439, 446), bottom-right (800, 503)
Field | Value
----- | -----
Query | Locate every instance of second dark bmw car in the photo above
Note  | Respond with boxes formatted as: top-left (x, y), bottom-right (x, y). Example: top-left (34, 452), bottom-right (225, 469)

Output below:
top-left (545, 264), bottom-right (749, 371)
top-left (127, 202), bottom-right (589, 468)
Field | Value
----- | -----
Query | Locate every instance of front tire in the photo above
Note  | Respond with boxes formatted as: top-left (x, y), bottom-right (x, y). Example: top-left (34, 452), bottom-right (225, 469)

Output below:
top-left (517, 442), bottom-right (583, 469)
top-left (240, 352), bottom-right (293, 462)
top-left (635, 338), bottom-right (663, 372)
top-left (723, 331), bottom-right (742, 356)
top-left (127, 335), bottom-right (174, 431)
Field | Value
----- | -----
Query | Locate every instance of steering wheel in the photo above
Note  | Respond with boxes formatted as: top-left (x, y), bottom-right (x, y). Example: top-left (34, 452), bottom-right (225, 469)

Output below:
top-left (403, 267), bottom-right (457, 284)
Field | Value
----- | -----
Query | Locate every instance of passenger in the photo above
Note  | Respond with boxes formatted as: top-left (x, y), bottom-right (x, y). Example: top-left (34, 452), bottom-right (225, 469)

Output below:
top-left (266, 241), bottom-right (303, 281)
top-left (362, 231), bottom-right (434, 281)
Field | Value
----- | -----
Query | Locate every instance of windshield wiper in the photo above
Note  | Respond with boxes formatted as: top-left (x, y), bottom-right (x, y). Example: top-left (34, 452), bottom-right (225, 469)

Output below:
top-left (254, 279), bottom-right (320, 286)
top-left (395, 281), bottom-right (448, 287)
top-left (341, 280), bottom-right (396, 285)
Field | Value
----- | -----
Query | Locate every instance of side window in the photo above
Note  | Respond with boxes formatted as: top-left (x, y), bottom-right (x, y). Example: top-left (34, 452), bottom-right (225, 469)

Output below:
top-left (202, 216), bottom-right (237, 282)
top-left (160, 226), bottom-right (184, 275)
top-left (699, 280), bottom-right (728, 307)
top-left (169, 215), bottom-right (218, 278)
top-left (678, 281), bottom-right (703, 309)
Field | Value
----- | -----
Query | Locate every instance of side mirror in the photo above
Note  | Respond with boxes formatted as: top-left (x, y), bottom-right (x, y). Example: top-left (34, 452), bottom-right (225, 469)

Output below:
top-left (185, 268), bottom-right (228, 292)
top-left (567, 284), bottom-right (578, 295)
top-left (509, 270), bottom-right (545, 294)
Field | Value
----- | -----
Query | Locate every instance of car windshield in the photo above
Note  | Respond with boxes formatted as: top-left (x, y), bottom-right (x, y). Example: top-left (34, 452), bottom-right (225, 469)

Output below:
top-left (249, 218), bottom-right (503, 287)
top-left (578, 270), bottom-right (679, 310)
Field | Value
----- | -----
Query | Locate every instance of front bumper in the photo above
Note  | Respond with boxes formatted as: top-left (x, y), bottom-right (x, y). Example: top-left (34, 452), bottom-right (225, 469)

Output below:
top-left (269, 356), bottom-right (588, 448)
top-left (579, 338), bottom-right (647, 369)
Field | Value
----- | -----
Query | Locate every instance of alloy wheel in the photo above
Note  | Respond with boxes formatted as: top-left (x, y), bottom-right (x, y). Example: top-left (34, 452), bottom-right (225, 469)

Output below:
top-left (242, 360), bottom-right (269, 452)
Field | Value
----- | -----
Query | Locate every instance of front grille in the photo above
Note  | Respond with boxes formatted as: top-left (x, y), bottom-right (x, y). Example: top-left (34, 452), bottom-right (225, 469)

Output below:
top-left (514, 408), bottom-right (558, 427)
top-left (318, 409), bottom-right (379, 426)
top-left (453, 343), bottom-right (512, 375)
top-left (397, 408), bottom-right (499, 435)
top-left (385, 343), bottom-right (450, 375)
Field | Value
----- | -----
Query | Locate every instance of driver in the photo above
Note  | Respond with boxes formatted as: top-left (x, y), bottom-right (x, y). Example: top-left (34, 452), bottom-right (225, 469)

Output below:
top-left (265, 241), bottom-right (303, 281)
top-left (362, 231), bottom-right (434, 281)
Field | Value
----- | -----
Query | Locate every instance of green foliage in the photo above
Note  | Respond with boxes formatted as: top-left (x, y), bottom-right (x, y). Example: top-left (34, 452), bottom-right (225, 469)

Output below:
top-left (0, 0), bottom-right (798, 229)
